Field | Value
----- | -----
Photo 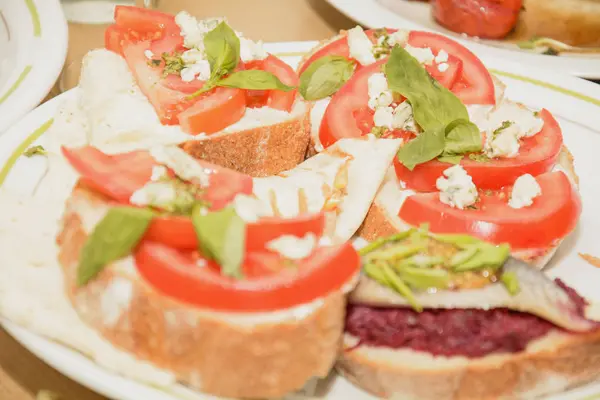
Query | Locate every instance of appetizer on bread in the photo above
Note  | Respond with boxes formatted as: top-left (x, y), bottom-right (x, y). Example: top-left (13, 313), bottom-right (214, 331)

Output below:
top-left (57, 143), bottom-right (362, 399)
top-left (339, 230), bottom-right (600, 399)
top-left (301, 28), bottom-right (581, 267)
top-left (75, 6), bottom-right (310, 177)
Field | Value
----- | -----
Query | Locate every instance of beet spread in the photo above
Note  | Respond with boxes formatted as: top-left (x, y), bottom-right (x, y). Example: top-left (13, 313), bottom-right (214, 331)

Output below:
top-left (346, 279), bottom-right (588, 358)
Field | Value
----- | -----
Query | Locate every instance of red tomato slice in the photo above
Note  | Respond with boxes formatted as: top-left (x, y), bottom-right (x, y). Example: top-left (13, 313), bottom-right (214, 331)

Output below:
top-left (146, 212), bottom-right (326, 251)
top-left (134, 240), bottom-right (359, 312)
top-left (122, 40), bottom-right (247, 132)
top-left (407, 31), bottom-right (495, 105)
top-left (105, 25), bottom-right (126, 55)
top-left (319, 60), bottom-right (386, 148)
top-left (432, 0), bottom-right (523, 40)
top-left (395, 109), bottom-right (563, 191)
top-left (114, 5), bottom-right (179, 36)
top-left (239, 56), bottom-right (299, 111)
top-left (162, 74), bottom-right (207, 94)
top-left (62, 146), bottom-right (253, 208)
top-left (299, 29), bottom-right (491, 104)
top-left (398, 171), bottom-right (581, 250)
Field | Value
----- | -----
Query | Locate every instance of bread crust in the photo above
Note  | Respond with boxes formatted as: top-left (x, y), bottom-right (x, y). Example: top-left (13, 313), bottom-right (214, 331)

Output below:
top-left (56, 184), bottom-right (348, 399)
top-left (338, 329), bottom-right (600, 400)
top-left (180, 101), bottom-right (311, 177)
top-left (520, 0), bottom-right (600, 47)
top-left (357, 147), bottom-right (579, 268)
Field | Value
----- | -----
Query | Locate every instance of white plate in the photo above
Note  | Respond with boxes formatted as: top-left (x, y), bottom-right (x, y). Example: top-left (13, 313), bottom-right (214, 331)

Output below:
top-left (2, 41), bottom-right (600, 400)
top-left (61, 0), bottom-right (134, 24)
top-left (0, 0), bottom-right (67, 134)
top-left (325, 0), bottom-right (600, 80)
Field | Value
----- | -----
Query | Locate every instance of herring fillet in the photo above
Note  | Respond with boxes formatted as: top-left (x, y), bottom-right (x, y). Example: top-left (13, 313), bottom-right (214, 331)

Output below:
top-left (350, 257), bottom-right (597, 332)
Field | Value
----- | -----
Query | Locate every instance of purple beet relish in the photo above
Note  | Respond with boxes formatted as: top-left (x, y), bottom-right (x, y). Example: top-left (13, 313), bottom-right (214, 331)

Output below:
top-left (345, 279), bottom-right (588, 358)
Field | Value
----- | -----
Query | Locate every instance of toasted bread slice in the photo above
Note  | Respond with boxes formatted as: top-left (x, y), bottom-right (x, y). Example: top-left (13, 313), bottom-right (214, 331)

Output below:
top-left (519, 0), bottom-right (600, 47)
top-left (56, 184), bottom-right (350, 399)
top-left (337, 328), bottom-right (600, 400)
top-left (76, 49), bottom-right (311, 178)
top-left (358, 147), bottom-right (579, 269)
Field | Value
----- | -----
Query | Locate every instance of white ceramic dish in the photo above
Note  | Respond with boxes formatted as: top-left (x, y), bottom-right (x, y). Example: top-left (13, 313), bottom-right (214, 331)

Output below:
top-left (324, 0), bottom-right (600, 80)
top-left (0, 0), bottom-right (67, 134)
top-left (61, 0), bottom-right (134, 24)
top-left (2, 41), bottom-right (600, 400)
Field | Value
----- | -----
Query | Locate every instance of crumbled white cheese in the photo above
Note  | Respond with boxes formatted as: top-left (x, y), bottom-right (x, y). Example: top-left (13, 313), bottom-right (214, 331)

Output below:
top-left (150, 145), bottom-right (211, 187)
top-left (435, 50), bottom-right (449, 64)
top-left (437, 62), bottom-right (449, 73)
top-left (239, 36), bottom-right (268, 62)
top-left (180, 59), bottom-right (211, 82)
top-left (100, 278), bottom-right (133, 327)
top-left (485, 102), bottom-right (544, 138)
top-left (389, 30), bottom-right (409, 47)
top-left (347, 26), bottom-right (376, 66)
top-left (436, 165), bottom-right (478, 209)
top-left (266, 233), bottom-right (318, 260)
top-left (392, 102), bottom-right (416, 132)
top-left (484, 122), bottom-right (520, 158)
top-left (150, 165), bottom-right (168, 181)
top-left (196, 258), bottom-right (207, 268)
top-left (144, 50), bottom-right (154, 60)
top-left (404, 44), bottom-right (435, 65)
top-left (509, 174), bottom-right (542, 209)
top-left (373, 106), bottom-right (394, 129)
top-left (232, 194), bottom-right (273, 223)
top-left (130, 181), bottom-right (178, 208)
top-left (367, 72), bottom-right (393, 110)
top-left (175, 12), bottom-right (223, 50)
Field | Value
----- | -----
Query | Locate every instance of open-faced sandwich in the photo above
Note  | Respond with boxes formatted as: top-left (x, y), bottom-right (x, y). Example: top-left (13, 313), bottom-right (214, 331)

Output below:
top-left (64, 6), bottom-right (310, 177)
top-left (339, 230), bottom-right (600, 399)
top-left (57, 143), bottom-right (362, 398)
top-left (298, 26), bottom-right (581, 268)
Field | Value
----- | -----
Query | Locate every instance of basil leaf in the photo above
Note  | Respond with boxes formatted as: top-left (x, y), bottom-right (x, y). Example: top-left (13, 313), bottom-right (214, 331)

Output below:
top-left (203, 21), bottom-right (240, 78)
top-left (217, 70), bottom-right (295, 92)
top-left (385, 46), bottom-right (469, 131)
top-left (396, 125), bottom-right (445, 170)
top-left (299, 55), bottom-right (355, 100)
top-left (443, 119), bottom-right (482, 155)
top-left (191, 205), bottom-right (246, 279)
top-left (77, 207), bottom-right (154, 286)
top-left (437, 154), bottom-right (463, 164)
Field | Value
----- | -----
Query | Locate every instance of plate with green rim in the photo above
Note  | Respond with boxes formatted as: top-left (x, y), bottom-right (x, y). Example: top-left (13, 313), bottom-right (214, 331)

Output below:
top-left (0, 0), bottom-right (68, 134)
top-left (325, 0), bottom-right (600, 80)
top-left (1, 41), bottom-right (600, 400)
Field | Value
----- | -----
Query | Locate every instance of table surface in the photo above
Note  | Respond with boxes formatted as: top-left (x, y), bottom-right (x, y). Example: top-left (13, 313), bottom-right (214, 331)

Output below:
top-left (0, 1), bottom-right (355, 399)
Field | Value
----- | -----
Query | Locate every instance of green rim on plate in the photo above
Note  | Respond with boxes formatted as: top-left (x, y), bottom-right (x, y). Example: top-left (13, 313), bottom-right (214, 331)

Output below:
top-left (25, 0), bottom-right (41, 37)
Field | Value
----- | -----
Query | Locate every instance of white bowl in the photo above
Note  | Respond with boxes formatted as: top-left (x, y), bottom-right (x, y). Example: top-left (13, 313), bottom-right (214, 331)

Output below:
top-left (0, 0), bottom-right (68, 134)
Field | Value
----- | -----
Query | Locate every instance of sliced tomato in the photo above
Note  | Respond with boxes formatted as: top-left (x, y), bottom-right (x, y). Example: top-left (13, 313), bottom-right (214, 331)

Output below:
top-left (62, 147), bottom-right (154, 202)
top-left (162, 74), bottom-right (207, 94)
top-left (299, 29), bottom-right (491, 104)
top-left (122, 40), bottom-right (247, 132)
top-left (146, 212), bottom-right (326, 251)
top-left (238, 56), bottom-right (298, 111)
top-left (432, 0), bottom-right (523, 40)
top-left (395, 109), bottom-right (563, 191)
top-left (62, 146), bottom-right (253, 207)
top-left (319, 59), bottom-right (386, 148)
top-left (407, 31), bottom-right (495, 105)
top-left (106, 6), bottom-right (183, 57)
top-left (134, 240), bottom-right (359, 312)
top-left (398, 171), bottom-right (581, 250)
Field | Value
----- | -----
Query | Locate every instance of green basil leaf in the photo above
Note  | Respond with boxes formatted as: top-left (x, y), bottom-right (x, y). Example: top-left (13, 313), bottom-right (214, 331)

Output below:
top-left (396, 125), bottom-right (445, 171)
top-left (443, 119), bottom-right (482, 155)
top-left (437, 154), bottom-right (463, 164)
top-left (299, 55), bottom-right (355, 100)
top-left (217, 70), bottom-right (295, 92)
top-left (385, 46), bottom-right (469, 131)
top-left (203, 21), bottom-right (240, 78)
top-left (191, 205), bottom-right (246, 279)
top-left (77, 207), bottom-right (154, 286)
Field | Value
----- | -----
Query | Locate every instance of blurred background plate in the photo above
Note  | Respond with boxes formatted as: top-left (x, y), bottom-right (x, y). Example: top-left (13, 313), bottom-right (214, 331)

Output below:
top-left (325, 0), bottom-right (600, 80)
top-left (0, 0), bottom-right (68, 134)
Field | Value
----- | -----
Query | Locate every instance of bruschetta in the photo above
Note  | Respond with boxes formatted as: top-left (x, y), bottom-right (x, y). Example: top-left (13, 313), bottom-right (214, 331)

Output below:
top-left (300, 28), bottom-right (581, 267)
top-left (71, 6), bottom-right (311, 177)
top-left (57, 143), bottom-right (362, 398)
top-left (338, 231), bottom-right (600, 399)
